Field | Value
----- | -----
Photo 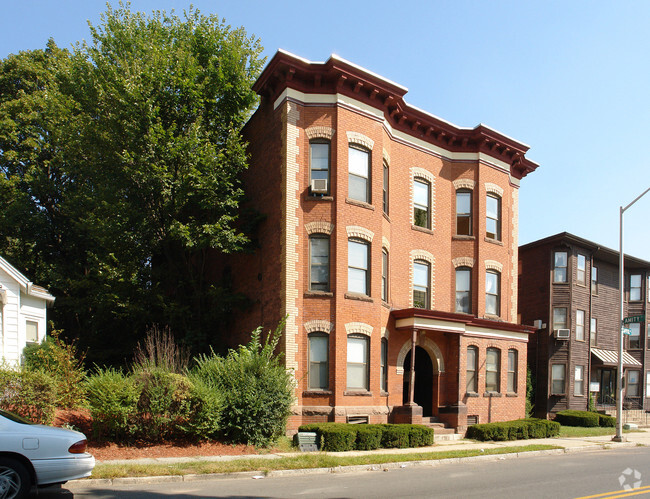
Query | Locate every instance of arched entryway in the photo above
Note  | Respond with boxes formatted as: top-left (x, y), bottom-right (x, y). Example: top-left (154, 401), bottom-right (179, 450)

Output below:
top-left (402, 346), bottom-right (434, 417)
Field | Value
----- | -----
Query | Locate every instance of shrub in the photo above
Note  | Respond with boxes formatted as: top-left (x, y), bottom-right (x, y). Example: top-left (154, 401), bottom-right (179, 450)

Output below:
top-left (597, 413), bottom-right (616, 428)
top-left (467, 418), bottom-right (559, 441)
top-left (319, 424), bottom-right (357, 451)
top-left (178, 375), bottom-right (223, 440)
top-left (192, 322), bottom-right (294, 447)
top-left (22, 328), bottom-right (86, 409)
top-left (408, 425), bottom-right (435, 447)
top-left (555, 410), bottom-right (599, 427)
top-left (355, 425), bottom-right (383, 450)
top-left (381, 424), bottom-right (410, 448)
top-left (132, 326), bottom-right (189, 374)
top-left (0, 369), bottom-right (57, 424)
top-left (85, 367), bottom-right (140, 441)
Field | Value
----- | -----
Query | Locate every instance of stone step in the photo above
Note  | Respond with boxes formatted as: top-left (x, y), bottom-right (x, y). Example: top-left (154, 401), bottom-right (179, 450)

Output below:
top-left (434, 433), bottom-right (463, 441)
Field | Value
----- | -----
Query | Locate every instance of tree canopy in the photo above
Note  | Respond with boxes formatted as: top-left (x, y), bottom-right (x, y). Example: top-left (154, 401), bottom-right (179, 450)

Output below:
top-left (0, 4), bottom-right (264, 364)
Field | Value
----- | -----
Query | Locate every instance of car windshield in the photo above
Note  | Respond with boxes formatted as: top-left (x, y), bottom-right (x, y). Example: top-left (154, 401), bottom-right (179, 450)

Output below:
top-left (0, 409), bottom-right (34, 425)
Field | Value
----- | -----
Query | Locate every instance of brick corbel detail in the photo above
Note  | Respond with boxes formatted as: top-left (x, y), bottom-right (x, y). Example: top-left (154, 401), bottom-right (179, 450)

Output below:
top-left (346, 225), bottom-right (374, 242)
top-left (383, 148), bottom-right (391, 166)
top-left (345, 322), bottom-right (373, 336)
top-left (452, 257), bottom-right (475, 268)
top-left (485, 182), bottom-right (504, 197)
top-left (382, 236), bottom-right (390, 252)
top-left (453, 179), bottom-right (476, 190)
top-left (304, 320), bottom-right (334, 334)
top-left (305, 126), bottom-right (335, 140)
top-left (347, 131), bottom-right (374, 150)
top-left (305, 221), bottom-right (334, 235)
top-left (485, 259), bottom-right (503, 273)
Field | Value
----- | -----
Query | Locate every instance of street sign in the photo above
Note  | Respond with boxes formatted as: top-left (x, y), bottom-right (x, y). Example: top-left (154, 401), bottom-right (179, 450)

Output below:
top-left (623, 315), bottom-right (645, 324)
top-left (622, 328), bottom-right (632, 335)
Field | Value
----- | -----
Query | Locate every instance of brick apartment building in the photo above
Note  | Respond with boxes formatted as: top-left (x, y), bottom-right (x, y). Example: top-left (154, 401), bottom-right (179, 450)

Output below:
top-left (224, 50), bottom-right (539, 432)
top-left (519, 233), bottom-right (650, 419)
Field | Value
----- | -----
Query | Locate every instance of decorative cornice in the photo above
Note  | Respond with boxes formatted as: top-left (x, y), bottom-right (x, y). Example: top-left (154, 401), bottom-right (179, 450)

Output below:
top-left (453, 179), bottom-right (476, 191)
top-left (345, 322), bottom-right (373, 336)
top-left (347, 131), bottom-right (374, 150)
top-left (252, 51), bottom-right (539, 180)
top-left (305, 221), bottom-right (334, 235)
top-left (453, 257), bottom-right (475, 268)
top-left (304, 320), bottom-right (334, 334)
top-left (346, 225), bottom-right (374, 242)
top-left (305, 126), bottom-right (335, 140)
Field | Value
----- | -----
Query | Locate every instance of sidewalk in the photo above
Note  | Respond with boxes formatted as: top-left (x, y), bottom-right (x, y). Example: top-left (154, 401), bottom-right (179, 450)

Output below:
top-left (70, 430), bottom-right (650, 488)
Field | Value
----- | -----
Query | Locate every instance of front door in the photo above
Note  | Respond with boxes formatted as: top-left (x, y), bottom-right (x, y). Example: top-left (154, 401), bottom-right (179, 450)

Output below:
top-left (599, 369), bottom-right (616, 404)
top-left (402, 346), bottom-right (434, 417)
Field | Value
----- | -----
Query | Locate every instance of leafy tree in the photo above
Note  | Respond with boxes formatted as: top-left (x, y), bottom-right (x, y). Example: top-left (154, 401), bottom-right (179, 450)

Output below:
top-left (0, 4), bottom-right (263, 363)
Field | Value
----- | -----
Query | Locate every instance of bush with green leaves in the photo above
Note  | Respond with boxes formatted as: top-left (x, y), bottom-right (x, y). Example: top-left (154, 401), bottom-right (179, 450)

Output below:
top-left (554, 410), bottom-right (599, 427)
top-left (0, 368), bottom-right (57, 424)
top-left (408, 425), bottom-right (435, 447)
top-left (355, 425), bottom-right (383, 450)
top-left (598, 413), bottom-right (616, 428)
top-left (192, 322), bottom-right (294, 447)
top-left (22, 328), bottom-right (86, 409)
top-left (466, 418), bottom-right (559, 441)
top-left (381, 424), bottom-right (411, 448)
top-left (85, 367), bottom-right (141, 441)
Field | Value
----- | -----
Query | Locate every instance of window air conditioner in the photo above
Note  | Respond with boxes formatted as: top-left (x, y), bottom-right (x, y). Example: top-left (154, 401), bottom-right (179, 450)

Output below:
top-left (555, 329), bottom-right (570, 339)
top-left (310, 178), bottom-right (328, 194)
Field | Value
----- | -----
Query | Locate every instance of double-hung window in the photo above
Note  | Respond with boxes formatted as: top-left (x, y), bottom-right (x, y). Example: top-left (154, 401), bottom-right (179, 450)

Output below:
top-left (486, 348), bottom-right (500, 393)
top-left (309, 235), bottom-right (329, 291)
top-left (592, 266), bottom-right (598, 294)
top-left (380, 338), bottom-right (388, 393)
top-left (630, 274), bottom-right (642, 301)
top-left (507, 349), bottom-right (517, 393)
top-left (383, 162), bottom-right (389, 214)
top-left (553, 307), bottom-right (568, 331)
top-left (455, 267), bottom-right (471, 314)
top-left (576, 310), bottom-right (585, 341)
top-left (308, 333), bottom-right (329, 390)
top-left (591, 317), bottom-right (597, 344)
top-left (627, 370), bottom-right (640, 397)
top-left (554, 251), bottom-right (568, 283)
top-left (577, 254), bottom-right (586, 284)
top-left (486, 194), bottom-right (501, 240)
top-left (348, 146), bottom-right (370, 203)
top-left (348, 239), bottom-right (370, 296)
top-left (347, 335), bottom-right (369, 390)
top-left (574, 366), bottom-right (585, 396)
top-left (310, 141), bottom-right (330, 194)
top-left (466, 346), bottom-right (478, 393)
top-left (381, 250), bottom-right (388, 302)
top-left (485, 271), bottom-right (500, 316)
top-left (456, 190), bottom-right (472, 235)
top-left (551, 364), bottom-right (566, 395)
top-left (413, 260), bottom-right (430, 309)
top-left (629, 323), bottom-right (641, 349)
top-left (413, 179), bottom-right (430, 228)
top-left (25, 321), bottom-right (38, 343)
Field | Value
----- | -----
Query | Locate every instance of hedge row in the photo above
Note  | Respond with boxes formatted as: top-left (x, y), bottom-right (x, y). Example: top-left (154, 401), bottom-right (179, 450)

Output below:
top-left (466, 418), bottom-right (560, 441)
top-left (555, 410), bottom-right (615, 428)
top-left (297, 423), bottom-right (434, 452)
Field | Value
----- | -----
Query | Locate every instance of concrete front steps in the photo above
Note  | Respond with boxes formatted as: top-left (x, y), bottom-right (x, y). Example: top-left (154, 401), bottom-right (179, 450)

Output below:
top-left (421, 416), bottom-right (462, 441)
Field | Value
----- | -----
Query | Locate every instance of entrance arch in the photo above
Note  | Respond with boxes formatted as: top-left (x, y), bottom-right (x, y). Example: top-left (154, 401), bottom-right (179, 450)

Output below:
top-left (402, 346), bottom-right (434, 417)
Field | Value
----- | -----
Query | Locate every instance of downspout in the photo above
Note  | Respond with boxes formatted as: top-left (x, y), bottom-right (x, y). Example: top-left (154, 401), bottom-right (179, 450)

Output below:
top-left (588, 248), bottom-right (598, 411)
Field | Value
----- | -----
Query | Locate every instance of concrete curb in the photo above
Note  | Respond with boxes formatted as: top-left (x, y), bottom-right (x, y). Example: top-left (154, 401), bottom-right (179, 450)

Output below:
top-left (66, 441), bottom-right (642, 489)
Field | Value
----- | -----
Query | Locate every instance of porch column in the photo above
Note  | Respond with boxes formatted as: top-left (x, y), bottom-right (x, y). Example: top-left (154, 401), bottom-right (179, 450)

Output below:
top-left (408, 327), bottom-right (417, 406)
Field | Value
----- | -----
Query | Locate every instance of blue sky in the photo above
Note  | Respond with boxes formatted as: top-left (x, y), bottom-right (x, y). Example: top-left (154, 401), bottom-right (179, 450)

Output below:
top-left (2, 1), bottom-right (649, 260)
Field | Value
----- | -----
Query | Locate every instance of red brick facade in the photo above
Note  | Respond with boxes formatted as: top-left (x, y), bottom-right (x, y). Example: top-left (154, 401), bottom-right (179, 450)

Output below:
top-left (228, 52), bottom-right (538, 433)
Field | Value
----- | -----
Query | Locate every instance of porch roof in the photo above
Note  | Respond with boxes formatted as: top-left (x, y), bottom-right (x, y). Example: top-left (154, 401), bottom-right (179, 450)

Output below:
top-left (392, 308), bottom-right (534, 342)
top-left (591, 348), bottom-right (641, 368)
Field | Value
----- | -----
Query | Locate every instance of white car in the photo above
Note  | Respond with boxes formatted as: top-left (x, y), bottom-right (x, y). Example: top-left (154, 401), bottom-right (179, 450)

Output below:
top-left (0, 409), bottom-right (95, 498)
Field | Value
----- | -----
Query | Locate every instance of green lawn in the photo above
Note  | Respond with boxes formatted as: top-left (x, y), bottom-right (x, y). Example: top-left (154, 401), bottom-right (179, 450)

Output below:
top-left (558, 426), bottom-right (630, 438)
top-left (90, 444), bottom-right (560, 480)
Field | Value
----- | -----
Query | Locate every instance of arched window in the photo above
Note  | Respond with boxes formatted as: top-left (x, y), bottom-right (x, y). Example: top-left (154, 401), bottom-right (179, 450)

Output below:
top-left (309, 235), bottom-right (329, 291)
top-left (456, 189), bottom-right (472, 235)
top-left (347, 334), bottom-right (369, 390)
top-left (348, 145), bottom-right (371, 203)
top-left (466, 346), bottom-right (478, 393)
top-left (309, 140), bottom-right (330, 194)
top-left (381, 249), bottom-right (389, 302)
top-left (485, 270), bottom-right (500, 316)
top-left (486, 193), bottom-right (501, 241)
top-left (413, 260), bottom-right (430, 309)
top-left (383, 161), bottom-right (389, 215)
top-left (455, 267), bottom-right (471, 314)
top-left (308, 333), bottom-right (329, 390)
top-left (413, 178), bottom-right (430, 228)
top-left (486, 348), bottom-right (500, 393)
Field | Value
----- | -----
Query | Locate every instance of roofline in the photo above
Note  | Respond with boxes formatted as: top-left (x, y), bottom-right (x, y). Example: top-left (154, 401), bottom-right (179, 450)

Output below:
top-left (519, 232), bottom-right (650, 268)
top-left (252, 51), bottom-right (539, 180)
top-left (0, 256), bottom-right (55, 301)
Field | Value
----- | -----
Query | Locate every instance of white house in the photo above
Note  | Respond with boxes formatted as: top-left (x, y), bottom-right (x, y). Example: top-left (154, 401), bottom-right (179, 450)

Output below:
top-left (0, 256), bottom-right (55, 366)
